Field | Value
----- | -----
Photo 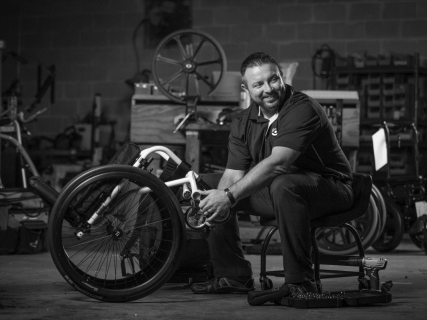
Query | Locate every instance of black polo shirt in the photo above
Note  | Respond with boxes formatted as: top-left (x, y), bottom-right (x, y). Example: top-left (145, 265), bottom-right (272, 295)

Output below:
top-left (226, 86), bottom-right (352, 181)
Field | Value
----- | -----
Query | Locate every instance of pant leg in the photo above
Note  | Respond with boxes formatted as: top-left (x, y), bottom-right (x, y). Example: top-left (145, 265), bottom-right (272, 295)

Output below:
top-left (207, 212), bottom-right (253, 277)
top-left (202, 173), bottom-right (253, 277)
top-left (207, 179), bottom-right (278, 277)
top-left (268, 172), bottom-right (354, 283)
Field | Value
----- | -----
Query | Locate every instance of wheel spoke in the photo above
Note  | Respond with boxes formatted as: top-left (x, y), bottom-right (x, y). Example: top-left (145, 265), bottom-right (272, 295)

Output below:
top-left (95, 238), bottom-right (113, 278)
top-left (173, 35), bottom-right (189, 60)
top-left (66, 233), bottom-right (112, 250)
top-left (191, 38), bottom-right (207, 60)
top-left (197, 58), bottom-right (223, 67)
top-left (118, 192), bottom-right (156, 228)
top-left (79, 235), bottom-right (110, 274)
top-left (156, 54), bottom-right (182, 66)
top-left (316, 228), bottom-right (335, 241)
top-left (160, 69), bottom-right (184, 87)
top-left (194, 71), bottom-right (214, 90)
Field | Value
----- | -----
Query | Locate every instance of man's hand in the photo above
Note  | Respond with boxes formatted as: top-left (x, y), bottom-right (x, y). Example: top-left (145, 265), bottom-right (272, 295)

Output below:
top-left (198, 189), bottom-right (232, 222)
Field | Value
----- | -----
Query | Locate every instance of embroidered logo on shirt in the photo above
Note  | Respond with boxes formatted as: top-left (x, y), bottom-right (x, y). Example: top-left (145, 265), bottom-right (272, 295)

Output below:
top-left (271, 128), bottom-right (278, 136)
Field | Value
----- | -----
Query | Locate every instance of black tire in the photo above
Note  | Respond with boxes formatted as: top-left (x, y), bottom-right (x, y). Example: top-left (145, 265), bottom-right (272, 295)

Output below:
top-left (48, 165), bottom-right (185, 302)
top-left (371, 197), bottom-right (404, 253)
top-left (371, 184), bottom-right (387, 238)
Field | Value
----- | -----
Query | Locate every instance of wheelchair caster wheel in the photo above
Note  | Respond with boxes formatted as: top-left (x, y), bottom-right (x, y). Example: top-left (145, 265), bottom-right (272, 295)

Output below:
top-left (184, 206), bottom-right (207, 230)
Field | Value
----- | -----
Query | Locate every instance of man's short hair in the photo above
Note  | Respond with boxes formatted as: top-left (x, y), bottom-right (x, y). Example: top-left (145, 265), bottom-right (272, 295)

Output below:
top-left (240, 52), bottom-right (283, 77)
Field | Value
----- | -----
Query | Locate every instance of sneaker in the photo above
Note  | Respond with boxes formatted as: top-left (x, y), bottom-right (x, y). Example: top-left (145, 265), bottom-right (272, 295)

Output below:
top-left (286, 281), bottom-right (318, 295)
top-left (190, 276), bottom-right (255, 294)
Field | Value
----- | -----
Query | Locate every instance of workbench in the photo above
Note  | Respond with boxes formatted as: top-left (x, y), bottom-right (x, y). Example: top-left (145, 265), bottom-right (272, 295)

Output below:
top-left (130, 93), bottom-right (237, 174)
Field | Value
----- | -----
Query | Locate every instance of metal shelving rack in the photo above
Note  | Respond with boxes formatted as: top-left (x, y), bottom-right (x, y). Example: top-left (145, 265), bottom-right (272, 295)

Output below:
top-left (334, 52), bottom-right (427, 178)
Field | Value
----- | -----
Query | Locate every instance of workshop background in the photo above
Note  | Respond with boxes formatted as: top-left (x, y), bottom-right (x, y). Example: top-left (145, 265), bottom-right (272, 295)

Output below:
top-left (1, 0), bottom-right (426, 142)
top-left (1, 0), bottom-right (427, 318)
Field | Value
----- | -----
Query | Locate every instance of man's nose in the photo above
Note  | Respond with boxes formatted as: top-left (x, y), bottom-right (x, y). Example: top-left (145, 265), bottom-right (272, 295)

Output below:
top-left (263, 83), bottom-right (272, 92)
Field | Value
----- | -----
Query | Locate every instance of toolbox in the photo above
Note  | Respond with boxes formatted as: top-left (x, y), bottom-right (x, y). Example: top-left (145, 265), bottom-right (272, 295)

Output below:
top-left (280, 290), bottom-right (392, 308)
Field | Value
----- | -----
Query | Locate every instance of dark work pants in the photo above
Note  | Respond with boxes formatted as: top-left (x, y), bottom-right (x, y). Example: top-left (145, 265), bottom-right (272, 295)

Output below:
top-left (206, 171), bottom-right (354, 284)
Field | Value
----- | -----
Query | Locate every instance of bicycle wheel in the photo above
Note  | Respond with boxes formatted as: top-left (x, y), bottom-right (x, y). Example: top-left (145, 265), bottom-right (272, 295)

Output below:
top-left (316, 195), bottom-right (379, 255)
top-left (371, 197), bottom-right (404, 253)
top-left (48, 165), bottom-right (185, 302)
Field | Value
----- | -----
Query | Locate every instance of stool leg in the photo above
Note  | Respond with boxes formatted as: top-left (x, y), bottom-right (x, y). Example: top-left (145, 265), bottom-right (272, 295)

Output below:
top-left (260, 226), bottom-right (278, 290)
top-left (253, 226), bottom-right (269, 244)
top-left (311, 227), bottom-right (322, 293)
top-left (342, 223), bottom-right (370, 289)
top-left (342, 223), bottom-right (365, 258)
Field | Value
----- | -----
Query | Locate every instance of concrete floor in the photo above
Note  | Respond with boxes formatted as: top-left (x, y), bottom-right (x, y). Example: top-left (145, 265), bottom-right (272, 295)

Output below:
top-left (1, 234), bottom-right (426, 320)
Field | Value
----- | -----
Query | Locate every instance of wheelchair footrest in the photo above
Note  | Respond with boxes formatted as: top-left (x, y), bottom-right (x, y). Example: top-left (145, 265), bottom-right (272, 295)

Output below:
top-left (280, 290), bottom-right (392, 308)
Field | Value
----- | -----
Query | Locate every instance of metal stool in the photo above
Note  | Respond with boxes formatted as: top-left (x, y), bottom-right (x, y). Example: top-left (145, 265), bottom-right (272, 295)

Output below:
top-left (259, 173), bottom-right (373, 293)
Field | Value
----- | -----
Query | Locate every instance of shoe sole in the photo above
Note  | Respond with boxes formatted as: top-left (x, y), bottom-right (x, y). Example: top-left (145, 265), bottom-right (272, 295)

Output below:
top-left (192, 287), bottom-right (255, 294)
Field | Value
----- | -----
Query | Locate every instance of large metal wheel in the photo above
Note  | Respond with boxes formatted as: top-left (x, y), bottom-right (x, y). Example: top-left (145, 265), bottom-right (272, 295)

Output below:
top-left (315, 194), bottom-right (379, 255)
top-left (151, 29), bottom-right (227, 104)
top-left (48, 165), bottom-right (185, 302)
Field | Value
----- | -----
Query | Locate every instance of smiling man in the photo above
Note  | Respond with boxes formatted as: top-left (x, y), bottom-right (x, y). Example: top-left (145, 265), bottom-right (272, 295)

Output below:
top-left (190, 52), bottom-right (355, 295)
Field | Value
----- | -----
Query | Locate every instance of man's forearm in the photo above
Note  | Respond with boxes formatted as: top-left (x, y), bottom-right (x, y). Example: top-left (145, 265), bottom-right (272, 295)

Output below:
top-left (217, 169), bottom-right (245, 190)
top-left (228, 158), bottom-right (282, 202)
top-left (227, 146), bottom-right (300, 203)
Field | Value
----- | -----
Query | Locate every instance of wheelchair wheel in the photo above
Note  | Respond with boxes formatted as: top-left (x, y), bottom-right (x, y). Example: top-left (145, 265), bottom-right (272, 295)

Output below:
top-left (371, 197), bottom-right (404, 253)
top-left (48, 165), bottom-right (185, 302)
top-left (371, 184), bottom-right (387, 237)
top-left (316, 194), bottom-right (379, 255)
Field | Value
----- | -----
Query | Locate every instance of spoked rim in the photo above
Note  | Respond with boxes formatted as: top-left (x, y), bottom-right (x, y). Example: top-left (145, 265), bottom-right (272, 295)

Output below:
top-left (49, 165), bottom-right (184, 302)
top-left (315, 195), bottom-right (379, 255)
top-left (151, 29), bottom-right (227, 104)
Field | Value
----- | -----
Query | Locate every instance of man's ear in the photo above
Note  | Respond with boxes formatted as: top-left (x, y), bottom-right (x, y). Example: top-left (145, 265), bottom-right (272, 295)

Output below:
top-left (241, 83), bottom-right (249, 93)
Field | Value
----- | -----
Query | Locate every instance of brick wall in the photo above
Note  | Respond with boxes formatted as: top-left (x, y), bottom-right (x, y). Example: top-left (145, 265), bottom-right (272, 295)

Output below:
top-left (1, 0), bottom-right (426, 141)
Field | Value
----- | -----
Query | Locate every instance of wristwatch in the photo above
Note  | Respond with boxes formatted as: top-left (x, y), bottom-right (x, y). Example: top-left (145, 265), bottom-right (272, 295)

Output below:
top-left (224, 188), bottom-right (236, 206)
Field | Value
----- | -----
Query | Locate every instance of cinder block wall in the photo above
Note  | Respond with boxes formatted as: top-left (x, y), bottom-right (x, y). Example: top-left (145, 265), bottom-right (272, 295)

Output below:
top-left (0, 0), bottom-right (426, 142)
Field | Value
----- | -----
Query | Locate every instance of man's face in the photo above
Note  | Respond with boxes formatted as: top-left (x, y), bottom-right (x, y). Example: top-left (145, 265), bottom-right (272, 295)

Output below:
top-left (242, 63), bottom-right (286, 115)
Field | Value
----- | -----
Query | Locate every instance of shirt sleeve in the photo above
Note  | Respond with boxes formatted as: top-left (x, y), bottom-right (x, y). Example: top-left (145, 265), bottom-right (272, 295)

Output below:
top-left (226, 118), bottom-right (252, 171)
top-left (274, 99), bottom-right (322, 153)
